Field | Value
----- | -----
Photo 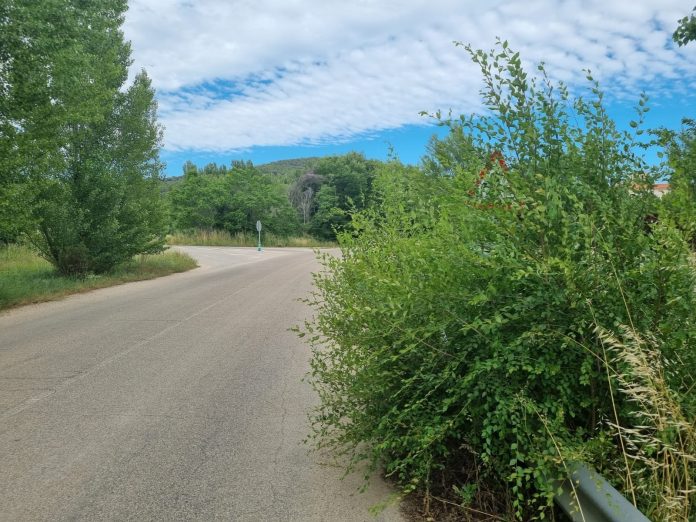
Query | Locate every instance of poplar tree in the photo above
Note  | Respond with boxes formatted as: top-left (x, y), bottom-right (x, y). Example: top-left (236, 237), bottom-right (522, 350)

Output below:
top-left (0, 0), bottom-right (166, 273)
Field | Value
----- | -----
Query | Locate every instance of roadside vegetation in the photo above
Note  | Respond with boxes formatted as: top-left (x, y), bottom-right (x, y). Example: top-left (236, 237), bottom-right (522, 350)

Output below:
top-left (301, 41), bottom-right (696, 521)
top-left (0, 244), bottom-right (196, 311)
top-left (0, 2), bottom-right (202, 308)
top-left (167, 229), bottom-right (335, 248)
top-left (2, 1), bottom-right (694, 519)
top-left (1, 1), bottom-right (347, 310)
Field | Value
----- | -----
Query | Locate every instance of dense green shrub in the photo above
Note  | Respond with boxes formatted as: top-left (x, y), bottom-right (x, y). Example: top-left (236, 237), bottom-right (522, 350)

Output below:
top-left (658, 119), bottom-right (696, 249)
top-left (303, 42), bottom-right (696, 519)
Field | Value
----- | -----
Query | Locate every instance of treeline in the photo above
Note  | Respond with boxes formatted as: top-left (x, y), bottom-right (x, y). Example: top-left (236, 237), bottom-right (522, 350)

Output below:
top-left (166, 152), bottom-right (381, 241)
top-left (0, 1), bottom-right (166, 275)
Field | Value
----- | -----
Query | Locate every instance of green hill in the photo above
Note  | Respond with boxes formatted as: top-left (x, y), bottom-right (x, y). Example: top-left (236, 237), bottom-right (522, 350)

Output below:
top-left (256, 157), bottom-right (321, 181)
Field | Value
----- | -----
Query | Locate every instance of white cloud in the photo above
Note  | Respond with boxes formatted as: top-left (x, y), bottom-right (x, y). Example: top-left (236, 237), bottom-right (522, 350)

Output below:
top-left (123, 0), bottom-right (696, 152)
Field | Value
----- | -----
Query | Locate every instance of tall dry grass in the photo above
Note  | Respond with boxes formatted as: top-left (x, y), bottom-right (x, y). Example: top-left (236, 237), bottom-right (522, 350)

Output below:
top-left (167, 229), bottom-right (336, 248)
top-left (597, 326), bottom-right (695, 521)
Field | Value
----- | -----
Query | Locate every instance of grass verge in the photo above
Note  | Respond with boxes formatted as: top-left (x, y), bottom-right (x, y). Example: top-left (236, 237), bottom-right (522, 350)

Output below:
top-left (0, 244), bottom-right (198, 311)
top-left (167, 229), bottom-right (337, 248)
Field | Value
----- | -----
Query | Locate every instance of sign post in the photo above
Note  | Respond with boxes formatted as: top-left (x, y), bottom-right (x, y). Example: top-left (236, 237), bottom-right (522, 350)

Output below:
top-left (256, 220), bottom-right (262, 251)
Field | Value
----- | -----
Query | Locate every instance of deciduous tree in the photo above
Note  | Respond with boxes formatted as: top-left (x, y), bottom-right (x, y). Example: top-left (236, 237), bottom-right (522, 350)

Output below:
top-left (1, 1), bottom-right (166, 274)
top-left (309, 152), bottom-right (377, 239)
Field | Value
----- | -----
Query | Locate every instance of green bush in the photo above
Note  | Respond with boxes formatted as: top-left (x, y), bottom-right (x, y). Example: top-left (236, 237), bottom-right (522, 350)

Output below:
top-left (658, 119), bottom-right (696, 249)
top-left (309, 152), bottom-right (379, 240)
top-left (303, 42), bottom-right (696, 519)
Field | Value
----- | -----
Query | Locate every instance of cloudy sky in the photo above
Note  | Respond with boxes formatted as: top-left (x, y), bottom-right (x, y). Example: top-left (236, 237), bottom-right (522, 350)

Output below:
top-left (122, 0), bottom-right (696, 175)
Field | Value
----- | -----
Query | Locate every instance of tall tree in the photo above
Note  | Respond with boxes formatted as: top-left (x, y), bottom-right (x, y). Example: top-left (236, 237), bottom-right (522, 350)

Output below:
top-left (220, 161), bottom-right (299, 236)
top-left (1, 0), bottom-right (166, 273)
top-left (170, 167), bottom-right (228, 231)
top-left (310, 152), bottom-right (377, 239)
top-left (288, 170), bottom-right (324, 225)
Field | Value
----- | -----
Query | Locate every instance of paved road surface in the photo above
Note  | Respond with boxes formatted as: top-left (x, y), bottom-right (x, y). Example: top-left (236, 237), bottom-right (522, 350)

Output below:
top-left (0, 247), bottom-right (403, 521)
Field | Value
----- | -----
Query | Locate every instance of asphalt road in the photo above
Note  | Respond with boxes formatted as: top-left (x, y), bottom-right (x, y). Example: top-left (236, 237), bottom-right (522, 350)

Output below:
top-left (0, 246), bottom-right (404, 522)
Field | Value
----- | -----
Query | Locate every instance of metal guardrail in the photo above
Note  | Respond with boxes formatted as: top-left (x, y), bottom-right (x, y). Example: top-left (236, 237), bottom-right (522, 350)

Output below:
top-left (554, 463), bottom-right (651, 522)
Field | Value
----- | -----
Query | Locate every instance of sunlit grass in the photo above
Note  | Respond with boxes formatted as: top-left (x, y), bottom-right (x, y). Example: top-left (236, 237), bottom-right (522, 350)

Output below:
top-left (167, 229), bottom-right (337, 248)
top-left (0, 244), bottom-right (197, 310)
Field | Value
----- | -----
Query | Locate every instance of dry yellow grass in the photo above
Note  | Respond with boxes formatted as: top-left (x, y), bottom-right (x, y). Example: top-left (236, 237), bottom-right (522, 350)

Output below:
top-left (167, 229), bottom-right (336, 248)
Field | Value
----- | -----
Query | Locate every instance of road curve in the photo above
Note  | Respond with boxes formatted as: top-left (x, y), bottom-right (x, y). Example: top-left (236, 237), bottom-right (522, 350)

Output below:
top-left (0, 246), bottom-right (403, 521)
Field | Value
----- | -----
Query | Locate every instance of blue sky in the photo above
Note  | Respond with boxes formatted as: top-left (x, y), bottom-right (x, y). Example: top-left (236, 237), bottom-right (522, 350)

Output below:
top-left (122, 1), bottom-right (696, 177)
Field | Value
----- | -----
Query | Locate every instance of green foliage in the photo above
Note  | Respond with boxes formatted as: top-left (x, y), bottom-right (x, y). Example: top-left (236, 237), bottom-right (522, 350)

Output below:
top-left (221, 161), bottom-right (299, 236)
top-left (659, 119), bottom-right (696, 248)
top-left (30, 69), bottom-right (167, 275)
top-left (309, 152), bottom-right (379, 239)
top-left (0, 183), bottom-right (33, 244)
top-left (169, 160), bottom-right (300, 237)
top-left (169, 163), bottom-right (230, 230)
top-left (303, 42), bottom-right (696, 519)
top-left (422, 124), bottom-right (480, 178)
top-left (168, 153), bottom-right (381, 241)
top-left (1, 1), bottom-right (167, 275)
top-left (310, 185), bottom-right (342, 239)
top-left (673, 6), bottom-right (696, 46)
top-left (256, 157), bottom-right (321, 183)
top-left (288, 170), bottom-right (324, 225)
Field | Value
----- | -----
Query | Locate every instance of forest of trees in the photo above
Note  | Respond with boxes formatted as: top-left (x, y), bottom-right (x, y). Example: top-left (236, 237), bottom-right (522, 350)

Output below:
top-left (165, 152), bottom-right (381, 241)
